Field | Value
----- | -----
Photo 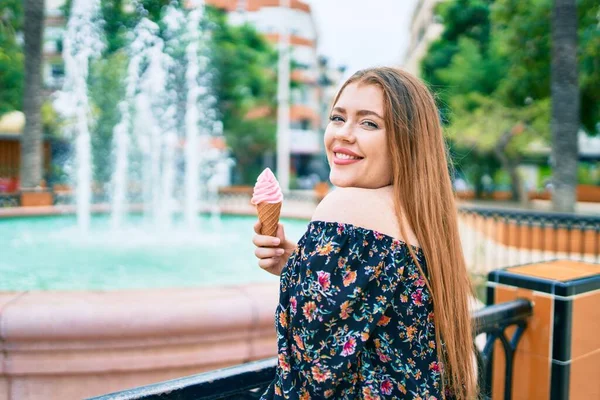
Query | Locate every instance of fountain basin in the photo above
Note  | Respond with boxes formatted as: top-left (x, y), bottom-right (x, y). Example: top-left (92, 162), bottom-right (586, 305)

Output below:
top-left (0, 283), bottom-right (279, 399)
top-left (0, 212), bottom-right (310, 399)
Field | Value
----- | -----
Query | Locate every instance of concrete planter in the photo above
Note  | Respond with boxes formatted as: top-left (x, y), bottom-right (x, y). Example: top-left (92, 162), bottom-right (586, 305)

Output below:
top-left (0, 283), bottom-right (279, 400)
top-left (576, 184), bottom-right (600, 202)
top-left (529, 184), bottom-right (600, 203)
top-left (19, 191), bottom-right (53, 207)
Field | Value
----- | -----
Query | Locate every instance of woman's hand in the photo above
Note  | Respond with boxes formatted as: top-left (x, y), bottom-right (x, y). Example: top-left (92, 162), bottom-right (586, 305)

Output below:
top-left (252, 222), bottom-right (297, 276)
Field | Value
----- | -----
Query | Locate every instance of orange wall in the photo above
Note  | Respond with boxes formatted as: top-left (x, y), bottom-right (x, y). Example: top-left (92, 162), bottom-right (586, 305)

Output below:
top-left (264, 33), bottom-right (315, 48)
top-left (204, 0), bottom-right (311, 13)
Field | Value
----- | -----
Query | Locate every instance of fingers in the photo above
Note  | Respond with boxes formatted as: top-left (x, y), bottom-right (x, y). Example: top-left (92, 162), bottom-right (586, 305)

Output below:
top-left (253, 221), bottom-right (261, 235)
top-left (254, 247), bottom-right (285, 259)
top-left (254, 220), bottom-right (286, 274)
top-left (276, 223), bottom-right (285, 241)
top-left (252, 232), bottom-right (281, 247)
top-left (258, 257), bottom-right (280, 271)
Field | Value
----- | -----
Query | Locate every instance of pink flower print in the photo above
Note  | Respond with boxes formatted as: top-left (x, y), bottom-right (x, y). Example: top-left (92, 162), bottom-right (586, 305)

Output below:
top-left (336, 224), bottom-right (345, 235)
top-left (415, 276), bottom-right (426, 287)
top-left (429, 361), bottom-right (441, 373)
top-left (381, 379), bottom-right (393, 395)
top-left (428, 311), bottom-right (435, 322)
top-left (278, 353), bottom-right (290, 372)
top-left (376, 348), bottom-right (391, 363)
top-left (341, 336), bottom-right (357, 357)
top-left (290, 297), bottom-right (297, 314)
top-left (302, 301), bottom-right (317, 322)
top-left (317, 271), bottom-right (331, 291)
top-left (411, 289), bottom-right (423, 306)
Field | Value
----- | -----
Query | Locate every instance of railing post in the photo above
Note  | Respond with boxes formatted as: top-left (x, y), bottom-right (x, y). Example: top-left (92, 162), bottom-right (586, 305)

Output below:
top-left (487, 260), bottom-right (600, 400)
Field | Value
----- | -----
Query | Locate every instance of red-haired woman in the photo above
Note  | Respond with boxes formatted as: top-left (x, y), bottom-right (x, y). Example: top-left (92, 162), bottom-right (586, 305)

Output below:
top-left (253, 67), bottom-right (476, 399)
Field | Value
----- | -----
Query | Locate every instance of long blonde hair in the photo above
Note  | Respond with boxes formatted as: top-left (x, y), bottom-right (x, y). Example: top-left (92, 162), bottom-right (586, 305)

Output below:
top-left (333, 67), bottom-right (477, 399)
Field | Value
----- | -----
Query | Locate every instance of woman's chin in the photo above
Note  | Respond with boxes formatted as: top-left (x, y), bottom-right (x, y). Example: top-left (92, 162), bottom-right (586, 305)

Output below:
top-left (329, 173), bottom-right (356, 188)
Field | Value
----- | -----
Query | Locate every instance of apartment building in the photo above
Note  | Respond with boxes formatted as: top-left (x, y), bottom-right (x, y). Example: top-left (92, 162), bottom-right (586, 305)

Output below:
top-left (217, 0), bottom-right (323, 185)
top-left (402, 0), bottom-right (446, 76)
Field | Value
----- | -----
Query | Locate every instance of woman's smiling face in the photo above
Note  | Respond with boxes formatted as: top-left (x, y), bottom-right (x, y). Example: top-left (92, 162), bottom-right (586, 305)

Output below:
top-left (324, 82), bottom-right (392, 189)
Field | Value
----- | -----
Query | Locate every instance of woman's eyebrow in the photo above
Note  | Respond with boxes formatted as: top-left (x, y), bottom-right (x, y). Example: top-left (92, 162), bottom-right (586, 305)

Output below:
top-left (332, 107), bottom-right (384, 120)
top-left (356, 109), bottom-right (384, 120)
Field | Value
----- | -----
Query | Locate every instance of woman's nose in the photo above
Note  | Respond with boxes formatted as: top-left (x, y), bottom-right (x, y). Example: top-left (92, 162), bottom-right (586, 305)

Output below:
top-left (333, 123), bottom-right (355, 143)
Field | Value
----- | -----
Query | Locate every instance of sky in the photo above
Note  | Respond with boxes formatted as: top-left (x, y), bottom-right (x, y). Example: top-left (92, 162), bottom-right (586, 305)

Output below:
top-left (304, 0), bottom-right (418, 75)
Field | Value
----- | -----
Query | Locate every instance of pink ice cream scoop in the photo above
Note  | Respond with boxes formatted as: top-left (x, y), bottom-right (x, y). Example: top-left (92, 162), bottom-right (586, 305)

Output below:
top-left (252, 168), bottom-right (284, 205)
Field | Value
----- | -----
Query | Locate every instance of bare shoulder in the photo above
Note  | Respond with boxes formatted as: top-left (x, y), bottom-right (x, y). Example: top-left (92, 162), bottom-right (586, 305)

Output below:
top-left (311, 186), bottom-right (400, 239)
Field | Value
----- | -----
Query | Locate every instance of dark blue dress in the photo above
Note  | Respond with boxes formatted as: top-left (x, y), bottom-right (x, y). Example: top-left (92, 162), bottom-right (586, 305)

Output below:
top-left (261, 221), bottom-right (445, 399)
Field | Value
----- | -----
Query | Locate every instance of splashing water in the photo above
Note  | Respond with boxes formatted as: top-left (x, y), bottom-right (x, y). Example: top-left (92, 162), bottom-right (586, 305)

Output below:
top-left (54, 0), bottom-right (105, 233)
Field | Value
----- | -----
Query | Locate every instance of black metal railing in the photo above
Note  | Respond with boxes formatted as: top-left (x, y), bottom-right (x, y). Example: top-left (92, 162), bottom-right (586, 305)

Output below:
top-left (0, 193), bottom-right (20, 208)
top-left (89, 299), bottom-right (533, 400)
top-left (473, 298), bottom-right (533, 400)
top-left (458, 206), bottom-right (600, 274)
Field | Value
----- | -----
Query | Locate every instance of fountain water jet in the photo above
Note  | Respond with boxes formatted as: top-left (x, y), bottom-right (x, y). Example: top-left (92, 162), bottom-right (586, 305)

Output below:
top-left (54, 0), bottom-right (105, 233)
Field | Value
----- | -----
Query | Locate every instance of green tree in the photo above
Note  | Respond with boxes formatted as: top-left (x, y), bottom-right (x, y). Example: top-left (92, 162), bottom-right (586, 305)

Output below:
top-left (492, 0), bottom-right (599, 131)
top-left (0, 0), bottom-right (24, 114)
top-left (421, 0), bottom-right (599, 205)
top-left (207, 6), bottom-right (278, 184)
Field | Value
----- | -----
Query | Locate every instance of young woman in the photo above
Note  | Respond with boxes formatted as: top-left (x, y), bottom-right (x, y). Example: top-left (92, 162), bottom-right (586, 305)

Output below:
top-left (253, 67), bottom-right (476, 399)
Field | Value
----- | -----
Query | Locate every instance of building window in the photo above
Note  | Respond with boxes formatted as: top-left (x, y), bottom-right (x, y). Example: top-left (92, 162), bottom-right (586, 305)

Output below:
top-left (51, 64), bottom-right (65, 79)
top-left (291, 119), bottom-right (311, 130)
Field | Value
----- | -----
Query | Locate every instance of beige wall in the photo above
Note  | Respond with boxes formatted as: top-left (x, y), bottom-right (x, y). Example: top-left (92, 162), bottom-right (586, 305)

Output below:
top-left (403, 0), bottom-right (446, 76)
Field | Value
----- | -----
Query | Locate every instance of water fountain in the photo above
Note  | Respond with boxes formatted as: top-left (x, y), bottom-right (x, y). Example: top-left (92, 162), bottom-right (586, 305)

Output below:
top-left (56, 0), bottom-right (226, 233)
top-left (53, 0), bottom-right (105, 233)
top-left (2, 0), bottom-right (300, 293)
top-left (0, 3), bottom-right (307, 398)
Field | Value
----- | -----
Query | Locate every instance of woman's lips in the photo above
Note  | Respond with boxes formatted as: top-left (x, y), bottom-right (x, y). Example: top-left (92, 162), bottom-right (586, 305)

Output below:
top-left (333, 152), bottom-right (363, 165)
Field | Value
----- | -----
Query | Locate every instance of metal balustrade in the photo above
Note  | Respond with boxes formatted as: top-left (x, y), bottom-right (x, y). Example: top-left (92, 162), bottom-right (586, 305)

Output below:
top-left (90, 299), bottom-right (533, 400)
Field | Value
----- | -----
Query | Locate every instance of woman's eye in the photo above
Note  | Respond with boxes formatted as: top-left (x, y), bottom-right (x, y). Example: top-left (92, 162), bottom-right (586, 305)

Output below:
top-left (329, 115), bottom-right (344, 122)
top-left (363, 120), bottom-right (378, 129)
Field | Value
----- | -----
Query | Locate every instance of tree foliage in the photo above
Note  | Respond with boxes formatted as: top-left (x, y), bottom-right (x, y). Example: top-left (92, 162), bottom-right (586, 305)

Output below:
top-left (0, 0), bottom-right (24, 114)
top-left (206, 6), bottom-right (277, 184)
top-left (60, 1), bottom-right (277, 185)
top-left (420, 0), bottom-right (600, 199)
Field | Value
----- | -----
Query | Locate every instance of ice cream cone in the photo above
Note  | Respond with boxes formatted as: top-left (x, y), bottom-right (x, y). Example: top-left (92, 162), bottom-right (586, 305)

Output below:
top-left (257, 201), bottom-right (282, 237)
top-left (252, 168), bottom-right (284, 237)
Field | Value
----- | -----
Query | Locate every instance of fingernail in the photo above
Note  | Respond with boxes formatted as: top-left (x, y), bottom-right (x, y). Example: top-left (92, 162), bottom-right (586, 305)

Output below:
top-left (272, 238), bottom-right (280, 245)
top-left (276, 249), bottom-right (285, 255)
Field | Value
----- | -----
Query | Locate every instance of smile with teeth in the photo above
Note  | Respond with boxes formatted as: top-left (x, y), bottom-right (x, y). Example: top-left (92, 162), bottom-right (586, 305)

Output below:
top-left (335, 152), bottom-right (363, 160)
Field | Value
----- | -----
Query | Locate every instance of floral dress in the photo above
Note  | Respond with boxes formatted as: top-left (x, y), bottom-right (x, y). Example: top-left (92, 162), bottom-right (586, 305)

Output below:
top-left (260, 221), bottom-right (444, 400)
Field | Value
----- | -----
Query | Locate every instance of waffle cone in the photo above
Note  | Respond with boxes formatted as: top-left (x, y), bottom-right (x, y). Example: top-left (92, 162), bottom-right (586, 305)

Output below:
top-left (257, 202), bottom-right (282, 237)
